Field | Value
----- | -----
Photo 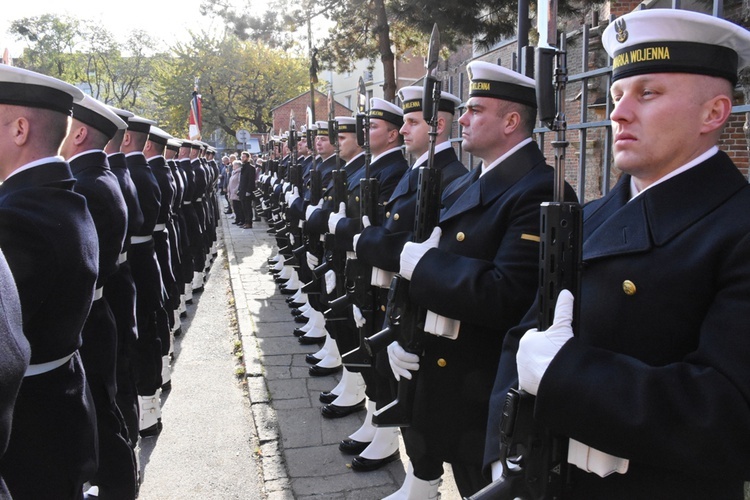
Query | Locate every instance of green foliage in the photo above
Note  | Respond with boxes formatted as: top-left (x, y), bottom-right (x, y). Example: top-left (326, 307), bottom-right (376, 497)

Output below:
top-left (153, 32), bottom-right (309, 138)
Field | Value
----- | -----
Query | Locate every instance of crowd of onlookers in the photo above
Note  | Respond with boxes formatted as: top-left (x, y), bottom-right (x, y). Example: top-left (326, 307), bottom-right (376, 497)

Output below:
top-left (218, 152), bottom-right (263, 228)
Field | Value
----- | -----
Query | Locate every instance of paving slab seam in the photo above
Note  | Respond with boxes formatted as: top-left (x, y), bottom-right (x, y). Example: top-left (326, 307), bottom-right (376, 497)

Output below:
top-left (222, 218), bottom-right (293, 499)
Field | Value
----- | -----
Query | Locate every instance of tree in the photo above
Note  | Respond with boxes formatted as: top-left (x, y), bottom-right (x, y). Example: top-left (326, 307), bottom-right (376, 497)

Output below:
top-left (10, 14), bottom-right (83, 79)
top-left (153, 31), bottom-right (308, 139)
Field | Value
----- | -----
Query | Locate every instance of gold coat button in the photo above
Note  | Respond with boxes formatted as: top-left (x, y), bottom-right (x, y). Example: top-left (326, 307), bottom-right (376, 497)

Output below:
top-left (623, 280), bottom-right (636, 296)
top-left (381, 305), bottom-right (386, 312)
top-left (355, 196), bottom-right (360, 202)
top-left (437, 358), bottom-right (447, 368)
top-left (456, 232), bottom-right (465, 242)
top-left (393, 213), bottom-right (400, 221)
top-left (386, 212), bottom-right (391, 218)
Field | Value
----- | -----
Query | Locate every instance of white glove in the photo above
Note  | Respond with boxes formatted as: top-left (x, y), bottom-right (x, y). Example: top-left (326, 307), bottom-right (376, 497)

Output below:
top-left (324, 270), bottom-right (336, 295)
top-left (289, 233), bottom-right (295, 246)
top-left (517, 290), bottom-right (574, 395)
top-left (491, 460), bottom-right (504, 481)
top-left (399, 226), bottom-right (441, 280)
top-left (306, 251), bottom-right (319, 270)
top-left (287, 186), bottom-right (300, 206)
top-left (305, 199), bottom-right (323, 220)
top-left (352, 215), bottom-right (371, 254)
top-left (352, 305), bottom-right (366, 328)
top-left (282, 181), bottom-right (290, 191)
top-left (387, 341), bottom-right (420, 381)
top-left (328, 202), bottom-right (347, 234)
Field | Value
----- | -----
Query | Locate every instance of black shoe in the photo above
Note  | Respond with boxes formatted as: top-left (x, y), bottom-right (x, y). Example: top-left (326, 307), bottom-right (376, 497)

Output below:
top-left (299, 334), bottom-right (326, 345)
top-left (161, 380), bottom-right (172, 391)
top-left (287, 300), bottom-right (305, 307)
top-left (224, 209), bottom-right (232, 214)
top-left (294, 315), bottom-right (309, 324)
top-left (350, 450), bottom-right (401, 472)
top-left (139, 420), bottom-right (163, 438)
top-left (319, 391), bottom-right (338, 404)
top-left (293, 328), bottom-right (307, 337)
top-left (339, 438), bottom-right (370, 455)
top-left (280, 287), bottom-right (297, 295)
top-left (321, 398), bottom-right (365, 418)
top-left (309, 364), bottom-right (342, 376)
top-left (173, 327), bottom-right (182, 338)
top-left (305, 353), bottom-right (321, 365)
top-left (274, 276), bottom-right (289, 284)
top-left (291, 308), bottom-right (305, 316)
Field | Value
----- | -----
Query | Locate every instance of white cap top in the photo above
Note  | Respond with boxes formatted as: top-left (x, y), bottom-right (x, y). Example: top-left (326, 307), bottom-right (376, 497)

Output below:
top-left (397, 86), bottom-right (461, 114)
top-left (602, 9), bottom-right (750, 84)
top-left (0, 65), bottom-right (83, 115)
top-left (73, 94), bottom-right (127, 138)
top-left (370, 98), bottom-right (404, 126)
top-left (466, 61), bottom-right (536, 107)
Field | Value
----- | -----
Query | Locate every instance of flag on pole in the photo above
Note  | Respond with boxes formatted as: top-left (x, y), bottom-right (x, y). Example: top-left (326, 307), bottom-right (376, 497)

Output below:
top-left (188, 79), bottom-right (202, 140)
top-left (2, 48), bottom-right (11, 66)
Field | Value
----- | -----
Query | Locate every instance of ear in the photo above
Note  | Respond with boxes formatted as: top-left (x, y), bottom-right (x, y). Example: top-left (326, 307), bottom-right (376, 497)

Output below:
top-left (700, 94), bottom-right (732, 135)
top-left (73, 125), bottom-right (88, 146)
top-left (122, 131), bottom-right (132, 146)
top-left (503, 111), bottom-right (521, 136)
top-left (12, 116), bottom-right (30, 147)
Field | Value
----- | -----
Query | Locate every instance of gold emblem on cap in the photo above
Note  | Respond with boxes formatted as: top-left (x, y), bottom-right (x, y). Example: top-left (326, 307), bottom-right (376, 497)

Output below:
top-left (622, 280), bottom-right (636, 296)
top-left (615, 17), bottom-right (628, 43)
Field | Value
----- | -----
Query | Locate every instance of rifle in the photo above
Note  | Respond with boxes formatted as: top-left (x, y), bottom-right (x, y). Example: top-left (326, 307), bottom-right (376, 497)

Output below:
top-left (466, 8), bottom-right (582, 500)
top-left (365, 23), bottom-right (444, 428)
top-left (340, 77), bottom-right (378, 368)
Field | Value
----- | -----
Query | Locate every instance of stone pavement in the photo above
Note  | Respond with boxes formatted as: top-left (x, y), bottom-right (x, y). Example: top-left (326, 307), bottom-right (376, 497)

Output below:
top-left (221, 212), bottom-right (461, 500)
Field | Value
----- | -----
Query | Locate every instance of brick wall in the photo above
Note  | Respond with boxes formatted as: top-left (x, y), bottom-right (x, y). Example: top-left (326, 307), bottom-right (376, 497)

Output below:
top-left (272, 90), bottom-right (353, 135)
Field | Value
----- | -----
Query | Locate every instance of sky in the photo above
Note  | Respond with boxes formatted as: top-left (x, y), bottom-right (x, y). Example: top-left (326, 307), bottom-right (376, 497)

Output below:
top-left (1, 0), bottom-right (235, 60)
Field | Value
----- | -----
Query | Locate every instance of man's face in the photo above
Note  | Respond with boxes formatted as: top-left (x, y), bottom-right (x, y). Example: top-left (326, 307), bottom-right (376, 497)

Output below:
top-left (316, 134), bottom-right (334, 157)
top-left (610, 72), bottom-right (712, 188)
top-left (458, 97), bottom-right (505, 162)
top-left (241, 153), bottom-right (249, 162)
top-left (337, 132), bottom-right (361, 162)
top-left (399, 111), bottom-right (430, 157)
top-left (369, 118), bottom-right (395, 156)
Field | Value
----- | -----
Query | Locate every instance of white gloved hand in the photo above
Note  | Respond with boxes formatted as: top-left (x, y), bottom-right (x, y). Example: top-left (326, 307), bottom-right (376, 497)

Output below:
top-left (352, 215), bottom-right (371, 255)
top-left (328, 202), bottom-right (347, 234)
top-left (324, 270), bottom-right (336, 295)
top-left (387, 341), bottom-right (420, 381)
top-left (287, 186), bottom-right (300, 206)
top-left (282, 181), bottom-right (290, 191)
top-left (352, 305), bottom-right (366, 328)
top-left (490, 460), bottom-right (504, 481)
top-left (306, 251), bottom-right (319, 270)
top-left (305, 199), bottom-right (323, 220)
top-left (399, 226), bottom-right (441, 280)
top-left (517, 290), bottom-right (574, 395)
top-left (289, 233), bottom-right (295, 246)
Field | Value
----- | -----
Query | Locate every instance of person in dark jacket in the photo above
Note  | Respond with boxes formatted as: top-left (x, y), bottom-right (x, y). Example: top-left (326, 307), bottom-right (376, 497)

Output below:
top-left (484, 9), bottom-right (750, 500)
top-left (238, 151), bottom-right (256, 228)
top-left (0, 64), bottom-right (99, 500)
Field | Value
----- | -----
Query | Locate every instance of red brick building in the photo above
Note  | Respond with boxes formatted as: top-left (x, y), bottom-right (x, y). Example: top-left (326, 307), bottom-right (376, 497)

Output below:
top-left (271, 90), bottom-right (353, 135)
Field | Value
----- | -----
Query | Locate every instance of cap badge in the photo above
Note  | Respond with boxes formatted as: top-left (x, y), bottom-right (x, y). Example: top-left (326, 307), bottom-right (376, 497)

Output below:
top-left (615, 17), bottom-right (628, 43)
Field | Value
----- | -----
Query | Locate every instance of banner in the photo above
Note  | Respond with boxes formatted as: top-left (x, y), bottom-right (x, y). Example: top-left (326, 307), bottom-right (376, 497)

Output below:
top-left (188, 89), bottom-right (202, 140)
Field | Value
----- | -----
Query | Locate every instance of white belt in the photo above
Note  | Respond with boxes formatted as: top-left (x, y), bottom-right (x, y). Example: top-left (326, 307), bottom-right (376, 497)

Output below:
top-left (118, 251), bottom-right (127, 264)
top-left (93, 287), bottom-right (104, 301)
top-left (153, 223), bottom-right (167, 232)
top-left (25, 353), bottom-right (75, 377)
top-left (131, 235), bottom-right (153, 244)
top-left (196, 197), bottom-right (203, 202)
top-left (184, 201), bottom-right (192, 205)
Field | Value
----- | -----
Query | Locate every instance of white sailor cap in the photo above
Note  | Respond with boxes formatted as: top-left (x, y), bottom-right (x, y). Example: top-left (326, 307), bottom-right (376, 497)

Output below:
top-left (179, 139), bottom-right (194, 149)
top-left (398, 86), bottom-right (461, 114)
top-left (335, 116), bottom-right (356, 133)
top-left (127, 115), bottom-right (156, 134)
top-left (467, 61), bottom-right (536, 107)
top-left (167, 138), bottom-right (182, 152)
top-left (314, 120), bottom-right (329, 136)
top-left (0, 65), bottom-right (83, 115)
top-left (369, 98), bottom-right (403, 127)
top-left (73, 95), bottom-right (127, 139)
top-left (148, 125), bottom-right (172, 146)
top-left (602, 9), bottom-right (750, 85)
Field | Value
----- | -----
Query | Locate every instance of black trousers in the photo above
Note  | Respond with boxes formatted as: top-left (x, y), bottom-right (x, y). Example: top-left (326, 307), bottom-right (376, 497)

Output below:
top-left (241, 194), bottom-right (255, 225)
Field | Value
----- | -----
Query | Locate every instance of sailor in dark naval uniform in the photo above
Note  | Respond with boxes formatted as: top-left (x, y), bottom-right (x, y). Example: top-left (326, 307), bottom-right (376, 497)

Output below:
top-left (484, 10), bottom-right (750, 500)
top-left (104, 106), bottom-right (144, 455)
top-left (63, 95), bottom-right (137, 499)
top-left (122, 115), bottom-right (168, 438)
top-left (387, 62), bottom-right (576, 497)
top-left (352, 87), bottom-right (467, 482)
top-left (0, 64), bottom-right (99, 500)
